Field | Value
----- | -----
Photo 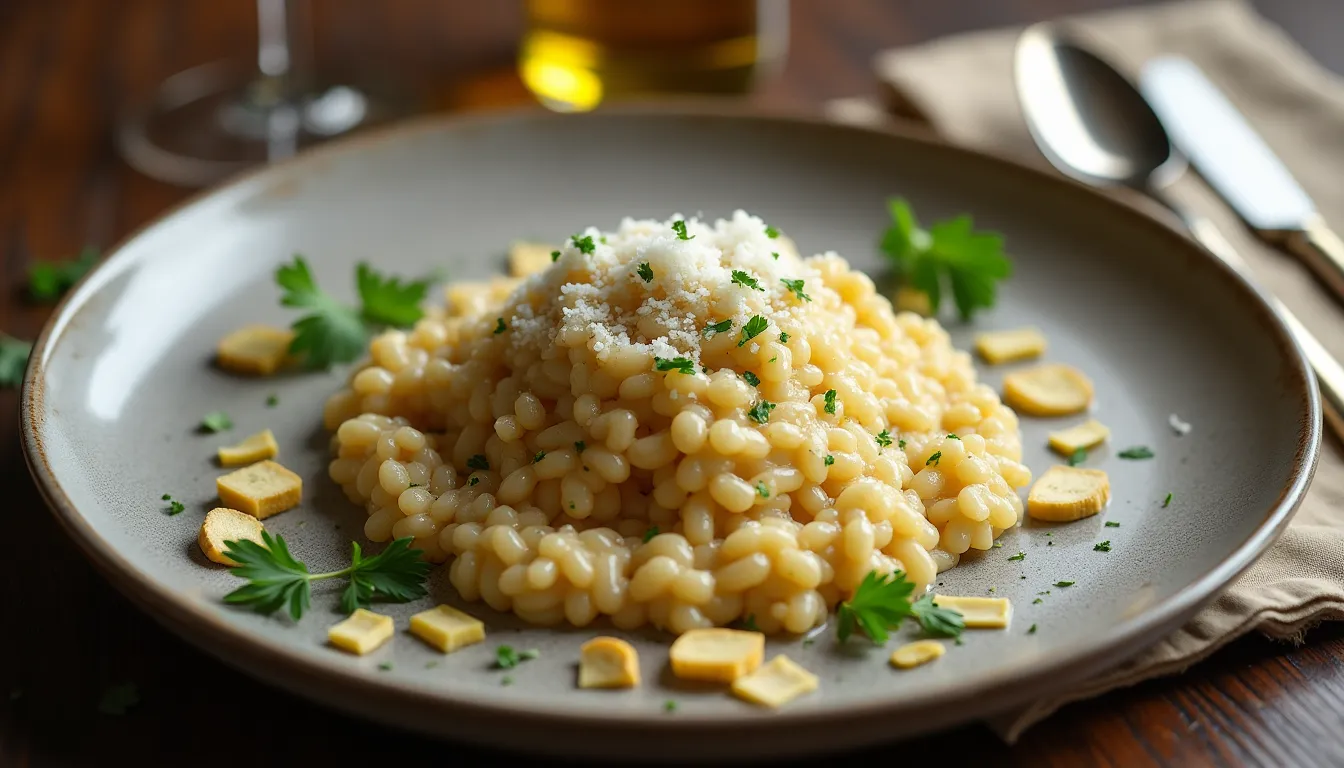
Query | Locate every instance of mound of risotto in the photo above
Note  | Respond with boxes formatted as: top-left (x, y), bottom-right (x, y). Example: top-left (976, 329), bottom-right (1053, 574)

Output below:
top-left (323, 211), bottom-right (1031, 635)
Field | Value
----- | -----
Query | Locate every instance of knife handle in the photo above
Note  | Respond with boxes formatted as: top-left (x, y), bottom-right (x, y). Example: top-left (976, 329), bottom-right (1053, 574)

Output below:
top-left (1182, 212), bottom-right (1344, 439)
top-left (1284, 215), bottom-right (1344, 306)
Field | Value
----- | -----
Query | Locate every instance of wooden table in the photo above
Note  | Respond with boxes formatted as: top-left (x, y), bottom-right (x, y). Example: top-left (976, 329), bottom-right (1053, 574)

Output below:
top-left (3, 1), bottom-right (1342, 765)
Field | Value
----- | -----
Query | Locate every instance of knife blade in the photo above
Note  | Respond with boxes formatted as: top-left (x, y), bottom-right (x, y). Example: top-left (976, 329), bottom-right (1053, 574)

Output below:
top-left (1140, 56), bottom-right (1344, 303)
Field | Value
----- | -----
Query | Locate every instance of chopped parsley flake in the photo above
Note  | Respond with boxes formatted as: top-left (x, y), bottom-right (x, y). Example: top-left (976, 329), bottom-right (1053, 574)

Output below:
top-left (738, 315), bottom-right (769, 347)
top-left (765, 225), bottom-right (780, 239)
top-left (1032, 598), bottom-right (1043, 604)
top-left (1162, 492), bottom-right (1173, 508)
top-left (501, 676), bottom-right (513, 686)
top-left (495, 645), bottom-right (540, 669)
top-left (1054, 581), bottom-right (1075, 587)
top-left (824, 454), bottom-right (835, 466)
top-left (494, 318), bottom-right (507, 334)
top-left (705, 318), bottom-right (732, 337)
top-left (574, 441), bottom-right (586, 453)
top-left (740, 614), bottom-right (761, 632)
top-left (779, 332), bottom-right (789, 343)
top-left (824, 389), bottom-right (837, 415)
top-left (1068, 448), bottom-right (1087, 466)
top-left (378, 662), bottom-right (393, 671)
top-left (781, 278), bottom-right (811, 302)
top-left (468, 477), bottom-right (479, 486)
top-left (200, 411), bottom-right (233, 433)
top-left (947, 433), bottom-right (960, 440)
top-left (742, 371), bottom-right (761, 387)
top-left (161, 493), bottom-right (172, 500)
top-left (771, 251), bottom-right (780, 260)
top-left (670, 220), bottom-right (694, 240)
top-left (654, 356), bottom-right (695, 375)
top-left (266, 394), bottom-right (279, 407)
top-left (875, 430), bottom-right (893, 448)
top-left (664, 700), bottom-right (677, 712)
top-left (466, 454), bottom-right (490, 471)
top-left (533, 451), bottom-right (546, 463)
top-left (550, 250), bottom-right (561, 262)
top-left (926, 451), bottom-right (942, 466)
top-left (1008, 551), bottom-right (1025, 562)
top-left (898, 439), bottom-right (907, 449)
top-left (731, 270), bottom-right (765, 292)
top-left (571, 234), bottom-right (595, 254)
top-left (643, 526), bottom-right (659, 543)
top-left (747, 400), bottom-right (776, 424)
top-left (1028, 624), bottom-right (1038, 635)
top-left (1105, 521), bottom-right (1120, 528)
top-left (167, 500), bottom-right (186, 516)
top-left (1118, 446), bottom-right (1155, 460)
top-left (636, 262), bottom-right (654, 282)
top-left (993, 542), bottom-right (1003, 548)
top-left (756, 481), bottom-right (770, 499)
top-left (1094, 541), bottom-right (1111, 552)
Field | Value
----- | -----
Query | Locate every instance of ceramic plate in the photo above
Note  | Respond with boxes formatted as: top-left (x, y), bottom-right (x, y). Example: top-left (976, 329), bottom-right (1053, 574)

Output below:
top-left (22, 106), bottom-right (1318, 762)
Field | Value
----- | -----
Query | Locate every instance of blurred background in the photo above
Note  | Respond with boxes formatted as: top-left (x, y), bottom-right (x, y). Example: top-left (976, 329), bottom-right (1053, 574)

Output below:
top-left (4, 0), bottom-right (1344, 765)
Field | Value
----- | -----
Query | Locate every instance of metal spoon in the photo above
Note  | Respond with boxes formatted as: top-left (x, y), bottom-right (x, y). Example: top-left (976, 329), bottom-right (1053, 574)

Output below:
top-left (1013, 22), bottom-right (1343, 438)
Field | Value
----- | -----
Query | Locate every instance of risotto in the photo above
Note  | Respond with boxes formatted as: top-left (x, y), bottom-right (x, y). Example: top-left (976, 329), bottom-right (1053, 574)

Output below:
top-left (322, 211), bottom-right (1032, 635)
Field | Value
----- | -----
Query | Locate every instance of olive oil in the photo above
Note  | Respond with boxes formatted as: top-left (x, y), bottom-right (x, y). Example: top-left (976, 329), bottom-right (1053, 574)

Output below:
top-left (520, 0), bottom-right (789, 111)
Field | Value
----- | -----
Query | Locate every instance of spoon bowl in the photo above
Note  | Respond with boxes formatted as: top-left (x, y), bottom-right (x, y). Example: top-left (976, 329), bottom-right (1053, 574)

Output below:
top-left (1014, 23), bottom-right (1185, 191)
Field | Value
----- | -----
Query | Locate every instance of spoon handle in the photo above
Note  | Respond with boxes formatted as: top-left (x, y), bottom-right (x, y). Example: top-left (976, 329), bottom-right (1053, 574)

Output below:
top-left (1181, 210), bottom-right (1344, 439)
top-left (1283, 216), bottom-right (1344, 307)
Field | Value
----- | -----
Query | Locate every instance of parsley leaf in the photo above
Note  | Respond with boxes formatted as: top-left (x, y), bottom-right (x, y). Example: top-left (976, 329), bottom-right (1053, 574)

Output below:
top-left (926, 451), bottom-right (942, 466)
top-left (1028, 624), bottom-right (1038, 635)
top-left (654, 357), bottom-right (695, 375)
top-left (824, 454), bottom-right (835, 466)
top-left (1008, 551), bottom-right (1026, 562)
top-left (533, 451), bottom-right (546, 463)
top-left (29, 246), bottom-right (98, 302)
top-left (266, 394), bottom-right (279, 407)
top-left (740, 614), bottom-right (761, 632)
top-left (742, 371), bottom-right (761, 387)
top-left (276, 256), bottom-right (368, 369)
top-left (0, 335), bottom-right (32, 388)
top-left (663, 699), bottom-right (677, 712)
top-left (738, 315), bottom-right (769, 347)
top-left (764, 225), bottom-right (780, 239)
top-left (781, 278), bottom-right (811, 302)
top-left (643, 526), bottom-right (659, 543)
top-left (221, 533), bottom-right (429, 620)
top-left (572, 234), bottom-right (596, 254)
top-left (466, 454), bottom-right (490, 471)
top-left (1054, 581), bottom-right (1075, 588)
top-left (731, 270), bottom-right (765, 292)
top-left (671, 220), bottom-right (694, 240)
top-left (574, 441), bottom-right (586, 453)
top-left (637, 262), bottom-right (654, 282)
top-left (824, 389), bottom-right (837, 414)
top-left (1068, 447), bottom-right (1087, 466)
top-left (200, 411), bottom-right (233, 433)
top-left (876, 430), bottom-right (893, 448)
top-left (747, 400), bottom-right (776, 424)
top-left (755, 481), bottom-right (770, 499)
top-left (1094, 541), bottom-right (1111, 552)
top-left (898, 439), bottom-right (907, 449)
top-left (705, 319), bottom-right (732, 337)
top-left (878, 198), bottom-right (1011, 321)
top-left (911, 594), bottom-right (965, 638)
top-left (551, 250), bottom-right (561, 262)
top-left (167, 500), bottom-right (185, 516)
top-left (836, 570), bottom-right (914, 643)
top-left (494, 317), bottom-right (507, 334)
top-left (1118, 446), bottom-right (1155, 460)
top-left (1105, 521), bottom-right (1121, 527)
top-left (779, 332), bottom-right (789, 343)
top-left (356, 263), bottom-right (429, 327)
top-left (1162, 492), bottom-right (1173, 508)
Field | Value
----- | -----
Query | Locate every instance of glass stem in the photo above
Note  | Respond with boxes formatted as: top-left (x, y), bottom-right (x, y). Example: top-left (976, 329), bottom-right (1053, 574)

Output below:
top-left (254, 0), bottom-right (313, 160)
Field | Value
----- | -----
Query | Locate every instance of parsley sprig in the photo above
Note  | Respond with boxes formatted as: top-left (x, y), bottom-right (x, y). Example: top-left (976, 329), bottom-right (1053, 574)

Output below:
top-left (275, 256), bottom-right (430, 369)
top-left (29, 246), bottom-right (99, 302)
top-left (221, 532), bottom-right (430, 620)
top-left (837, 571), bottom-right (964, 643)
top-left (879, 198), bottom-right (1010, 321)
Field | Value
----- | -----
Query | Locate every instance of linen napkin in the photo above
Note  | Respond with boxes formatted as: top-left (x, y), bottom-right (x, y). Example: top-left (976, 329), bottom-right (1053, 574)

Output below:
top-left (827, 0), bottom-right (1344, 742)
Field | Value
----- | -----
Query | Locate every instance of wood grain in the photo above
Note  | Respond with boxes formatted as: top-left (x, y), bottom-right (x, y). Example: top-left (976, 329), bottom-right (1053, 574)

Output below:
top-left (3, 1), bottom-right (1343, 766)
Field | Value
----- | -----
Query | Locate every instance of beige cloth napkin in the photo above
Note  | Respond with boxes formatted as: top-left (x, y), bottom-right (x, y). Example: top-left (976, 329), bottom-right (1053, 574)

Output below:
top-left (827, 0), bottom-right (1344, 743)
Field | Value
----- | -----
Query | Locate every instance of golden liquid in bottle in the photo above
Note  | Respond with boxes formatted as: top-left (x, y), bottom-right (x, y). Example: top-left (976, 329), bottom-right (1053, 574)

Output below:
top-left (520, 0), bottom-right (788, 112)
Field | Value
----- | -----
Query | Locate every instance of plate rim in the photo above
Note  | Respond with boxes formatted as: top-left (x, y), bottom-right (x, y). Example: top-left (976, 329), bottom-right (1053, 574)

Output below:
top-left (20, 101), bottom-right (1321, 740)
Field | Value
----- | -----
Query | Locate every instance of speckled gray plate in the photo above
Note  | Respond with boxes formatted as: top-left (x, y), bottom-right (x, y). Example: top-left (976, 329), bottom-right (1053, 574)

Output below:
top-left (21, 105), bottom-right (1319, 762)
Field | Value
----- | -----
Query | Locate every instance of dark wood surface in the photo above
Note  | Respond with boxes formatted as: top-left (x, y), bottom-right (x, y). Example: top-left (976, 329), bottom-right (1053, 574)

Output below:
top-left (4, 1), bottom-right (1344, 765)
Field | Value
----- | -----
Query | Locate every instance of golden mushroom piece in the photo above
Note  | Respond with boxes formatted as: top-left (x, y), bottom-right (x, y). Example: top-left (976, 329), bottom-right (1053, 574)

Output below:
top-left (1002, 363), bottom-right (1095, 416)
top-left (1027, 465), bottom-right (1112, 522)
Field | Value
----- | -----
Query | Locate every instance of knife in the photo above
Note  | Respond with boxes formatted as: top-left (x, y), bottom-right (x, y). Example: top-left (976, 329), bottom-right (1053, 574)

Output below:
top-left (1139, 56), bottom-right (1344, 305)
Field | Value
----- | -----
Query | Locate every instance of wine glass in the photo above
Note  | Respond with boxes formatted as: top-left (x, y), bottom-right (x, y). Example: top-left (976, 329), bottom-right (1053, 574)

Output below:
top-left (117, 0), bottom-right (423, 187)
